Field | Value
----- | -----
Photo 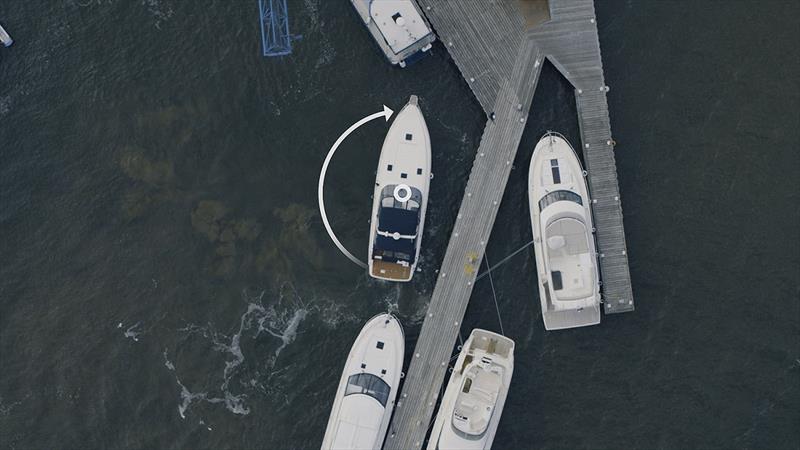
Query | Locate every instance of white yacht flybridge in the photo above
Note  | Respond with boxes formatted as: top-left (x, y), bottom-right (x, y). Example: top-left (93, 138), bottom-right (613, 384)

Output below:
top-left (427, 329), bottom-right (514, 450)
top-left (321, 313), bottom-right (404, 450)
top-left (368, 95), bottom-right (431, 282)
top-left (528, 132), bottom-right (602, 330)
top-left (349, 0), bottom-right (435, 67)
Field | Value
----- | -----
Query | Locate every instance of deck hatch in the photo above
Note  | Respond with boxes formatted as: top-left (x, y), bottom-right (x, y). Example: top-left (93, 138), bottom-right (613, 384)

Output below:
top-left (376, 341), bottom-right (385, 349)
top-left (388, 164), bottom-right (393, 171)
top-left (552, 271), bottom-right (563, 291)
top-left (405, 133), bottom-right (413, 141)
top-left (401, 173), bottom-right (408, 179)
top-left (550, 159), bottom-right (561, 184)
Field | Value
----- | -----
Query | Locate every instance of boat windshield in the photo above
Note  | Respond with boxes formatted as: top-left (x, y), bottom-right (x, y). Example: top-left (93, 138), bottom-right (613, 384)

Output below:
top-left (538, 190), bottom-right (583, 211)
top-left (344, 373), bottom-right (391, 407)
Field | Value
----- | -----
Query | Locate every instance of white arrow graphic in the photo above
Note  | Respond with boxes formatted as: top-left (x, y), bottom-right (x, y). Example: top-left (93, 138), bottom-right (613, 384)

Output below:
top-left (318, 105), bottom-right (394, 269)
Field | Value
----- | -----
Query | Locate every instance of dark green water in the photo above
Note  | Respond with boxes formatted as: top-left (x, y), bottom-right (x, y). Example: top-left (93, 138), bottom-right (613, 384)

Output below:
top-left (1, 1), bottom-right (798, 449)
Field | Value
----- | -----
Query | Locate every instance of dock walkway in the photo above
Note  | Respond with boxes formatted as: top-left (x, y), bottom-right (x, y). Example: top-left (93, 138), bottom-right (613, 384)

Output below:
top-left (385, 2), bottom-right (633, 449)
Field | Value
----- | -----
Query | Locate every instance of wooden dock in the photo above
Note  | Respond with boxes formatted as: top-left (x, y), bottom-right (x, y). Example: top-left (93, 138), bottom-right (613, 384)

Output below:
top-left (384, 1), bottom-right (633, 448)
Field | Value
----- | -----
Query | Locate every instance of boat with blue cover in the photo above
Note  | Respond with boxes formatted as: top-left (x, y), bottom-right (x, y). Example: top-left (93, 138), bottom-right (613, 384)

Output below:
top-left (368, 95), bottom-right (431, 281)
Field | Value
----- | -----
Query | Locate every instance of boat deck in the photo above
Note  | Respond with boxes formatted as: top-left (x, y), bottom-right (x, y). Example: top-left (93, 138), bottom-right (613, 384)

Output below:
top-left (352, 0), bottom-right (436, 66)
top-left (371, 260), bottom-right (412, 281)
top-left (385, 1), bottom-right (634, 449)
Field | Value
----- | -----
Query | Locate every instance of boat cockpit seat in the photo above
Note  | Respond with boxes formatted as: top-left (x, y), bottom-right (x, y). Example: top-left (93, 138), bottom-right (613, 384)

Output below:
top-left (547, 235), bottom-right (565, 250)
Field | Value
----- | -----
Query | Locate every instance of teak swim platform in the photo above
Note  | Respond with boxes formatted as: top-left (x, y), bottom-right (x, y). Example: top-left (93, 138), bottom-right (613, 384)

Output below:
top-left (384, 1), bottom-right (634, 449)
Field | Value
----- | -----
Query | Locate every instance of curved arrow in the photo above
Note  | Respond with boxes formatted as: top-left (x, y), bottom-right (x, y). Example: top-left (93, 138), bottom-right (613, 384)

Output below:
top-left (318, 105), bottom-right (394, 269)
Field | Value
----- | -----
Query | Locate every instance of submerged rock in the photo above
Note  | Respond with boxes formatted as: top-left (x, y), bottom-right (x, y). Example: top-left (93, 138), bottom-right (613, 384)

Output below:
top-left (191, 200), bottom-right (229, 242)
top-left (119, 147), bottom-right (174, 187)
top-left (256, 203), bottom-right (324, 276)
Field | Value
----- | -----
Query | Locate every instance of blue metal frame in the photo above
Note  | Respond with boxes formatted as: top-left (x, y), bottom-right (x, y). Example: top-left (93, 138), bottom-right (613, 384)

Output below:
top-left (258, 0), bottom-right (292, 56)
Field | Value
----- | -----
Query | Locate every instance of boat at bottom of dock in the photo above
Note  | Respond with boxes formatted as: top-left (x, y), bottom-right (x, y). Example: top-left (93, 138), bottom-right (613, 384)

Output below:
top-left (427, 329), bottom-right (515, 450)
top-left (321, 313), bottom-right (404, 450)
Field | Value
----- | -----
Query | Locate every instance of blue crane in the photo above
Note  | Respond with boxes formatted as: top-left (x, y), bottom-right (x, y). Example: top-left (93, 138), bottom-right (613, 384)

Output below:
top-left (258, 0), bottom-right (293, 57)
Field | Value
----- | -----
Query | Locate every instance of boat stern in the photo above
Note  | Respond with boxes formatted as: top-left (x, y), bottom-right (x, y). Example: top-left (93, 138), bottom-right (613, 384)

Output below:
top-left (370, 259), bottom-right (413, 282)
top-left (541, 303), bottom-right (601, 330)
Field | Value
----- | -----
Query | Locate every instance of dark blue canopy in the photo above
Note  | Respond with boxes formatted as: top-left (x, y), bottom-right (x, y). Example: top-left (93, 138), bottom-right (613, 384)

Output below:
top-left (378, 207), bottom-right (418, 235)
top-left (375, 235), bottom-right (416, 257)
top-left (374, 206), bottom-right (419, 263)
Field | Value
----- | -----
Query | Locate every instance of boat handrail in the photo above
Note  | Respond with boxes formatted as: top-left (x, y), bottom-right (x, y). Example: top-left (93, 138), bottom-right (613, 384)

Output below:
top-left (544, 130), bottom-right (569, 142)
top-left (377, 230), bottom-right (417, 240)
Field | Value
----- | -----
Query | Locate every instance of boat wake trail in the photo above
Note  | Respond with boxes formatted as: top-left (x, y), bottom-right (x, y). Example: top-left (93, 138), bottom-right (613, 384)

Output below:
top-left (166, 285), bottom-right (308, 419)
top-left (118, 321), bottom-right (144, 342)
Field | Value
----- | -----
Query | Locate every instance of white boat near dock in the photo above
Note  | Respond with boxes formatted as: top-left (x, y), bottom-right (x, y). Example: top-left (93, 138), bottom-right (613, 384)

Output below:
top-left (368, 95), bottom-right (431, 282)
top-left (427, 329), bottom-right (515, 450)
top-left (528, 132), bottom-right (602, 330)
top-left (349, 0), bottom-right (435, 67)
top-left (321, 313), bottom-right (404, 450)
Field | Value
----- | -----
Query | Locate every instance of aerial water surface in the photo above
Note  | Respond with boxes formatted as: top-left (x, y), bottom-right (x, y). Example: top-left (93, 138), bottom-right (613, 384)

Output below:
top-left (0, 1), bottom-right (797, 448)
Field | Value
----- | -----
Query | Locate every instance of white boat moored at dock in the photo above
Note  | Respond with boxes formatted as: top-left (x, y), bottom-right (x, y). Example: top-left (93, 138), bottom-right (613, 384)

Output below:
top-left (528, 132), bottom-right (601, 330)
top-left (321, 313), bottom-right (404, 450)
top-left (0, 23), bottom-right (13, 47)
top-left (368, 95), bottom-right (431, 282)
top-left (427, 329), bottom-right (514, 450)
top-left (349, 0), bottom-right (435, 67)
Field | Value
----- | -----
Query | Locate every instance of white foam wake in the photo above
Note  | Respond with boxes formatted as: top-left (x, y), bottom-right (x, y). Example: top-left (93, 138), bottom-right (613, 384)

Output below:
top-left (166, 286), bottom-right (308, 419)
top-left (119, 321), bottom-right (143, 342)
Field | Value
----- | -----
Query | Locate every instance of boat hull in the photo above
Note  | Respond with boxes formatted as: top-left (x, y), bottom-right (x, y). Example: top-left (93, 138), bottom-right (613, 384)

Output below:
top-left (528, 133), bottom-right (601, 330)
top-left (427, 329), bottom-right (514, 450)
top-left (349, 0), bottom-right (435, 67)
top-left (368, 95), bottom-right (431, 282)
top-left (321, 313), bottom-right (405, 450)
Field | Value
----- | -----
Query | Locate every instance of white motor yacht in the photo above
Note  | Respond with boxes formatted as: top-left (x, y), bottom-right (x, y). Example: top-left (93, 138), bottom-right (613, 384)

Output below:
top-left (427, 329), bottom-right (514, 450)
top-left (528, 132), bottom-right (601, 330)
top-left (368, 95), bottom-right (431, 282)
top-left (349, 0), bottom-right (435, 67)
top-left (321, 313), bottom-right (405, 450)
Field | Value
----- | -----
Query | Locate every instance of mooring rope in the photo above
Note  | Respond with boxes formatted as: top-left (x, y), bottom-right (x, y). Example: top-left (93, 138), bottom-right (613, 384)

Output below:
top-left (475, 239), bottom-right (535, 281)
top-left (484, 253), bottom-right (505, 336)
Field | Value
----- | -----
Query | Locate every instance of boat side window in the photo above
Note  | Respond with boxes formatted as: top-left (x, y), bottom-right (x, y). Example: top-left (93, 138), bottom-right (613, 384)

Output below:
top-left (538, 190), bottom-right (583, 211)
top-left (345, 373), bottom-right (390, 407)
